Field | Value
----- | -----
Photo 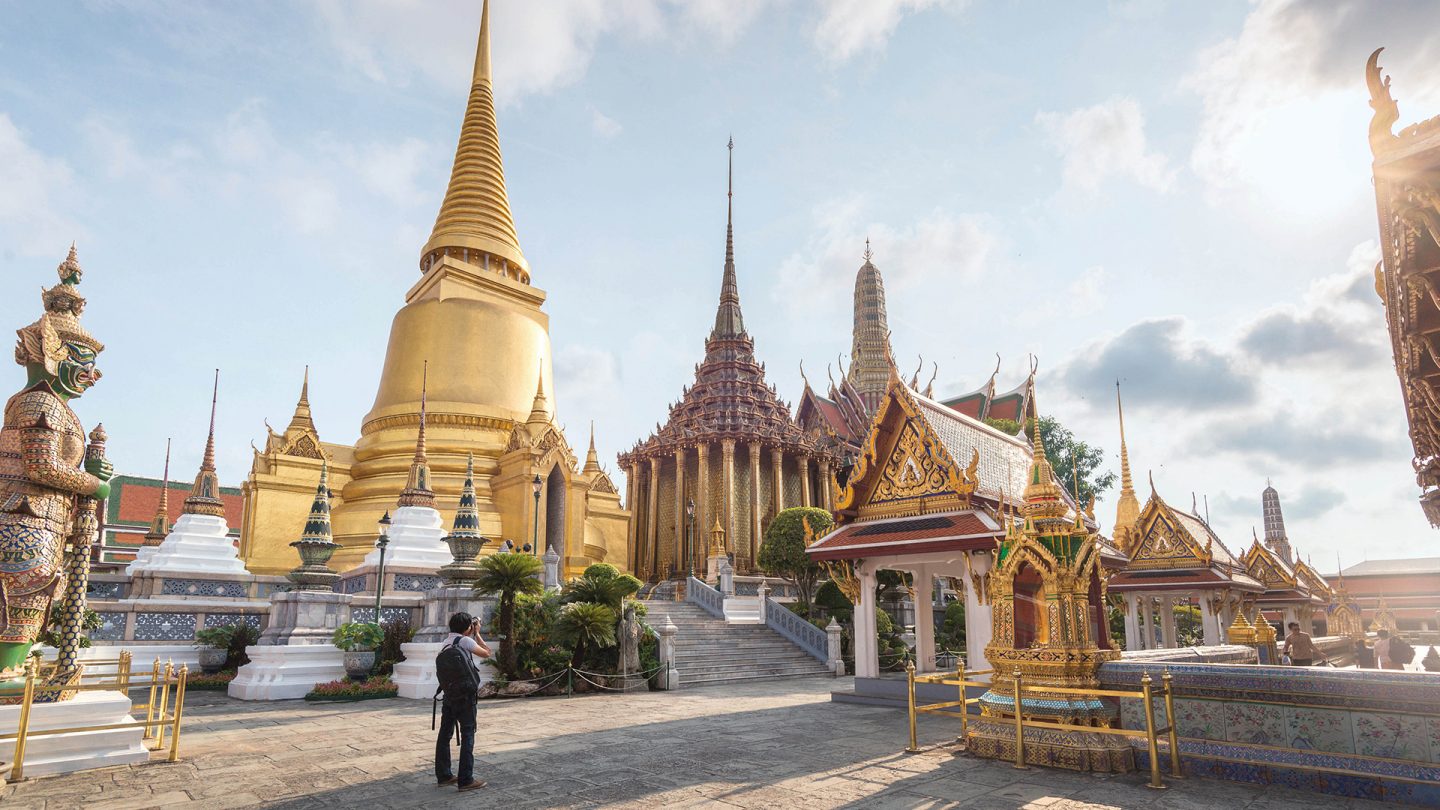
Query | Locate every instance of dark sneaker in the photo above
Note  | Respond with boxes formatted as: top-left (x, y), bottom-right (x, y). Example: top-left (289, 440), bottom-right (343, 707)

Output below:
top-left (458, 780), bottom-right (487, 792)
top-left (437, 776), bottom-right (457, 786)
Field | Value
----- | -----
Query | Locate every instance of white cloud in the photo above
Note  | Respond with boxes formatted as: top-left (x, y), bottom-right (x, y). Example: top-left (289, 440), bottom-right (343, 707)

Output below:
top-left (1036, 96), bottom-right (1174, 195)
top-left (590, 108), bottom-right (623, 139)
top-left (0, 114), bottom-right (82, 257)
top-left (335, 138), bottom-right (434, 207)
top-left (1182, 0), bottom-right (1440, 216)
top-left (812, 0), bottom-right (969, 63)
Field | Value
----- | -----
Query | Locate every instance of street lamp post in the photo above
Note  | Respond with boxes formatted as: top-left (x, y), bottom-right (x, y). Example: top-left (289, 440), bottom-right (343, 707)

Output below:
top-left (531, 474), bottom-right (543, 555)
top-left (685, 498), bottom-right (696, 579)
top-left (373, 511), bottom-right (391, 624)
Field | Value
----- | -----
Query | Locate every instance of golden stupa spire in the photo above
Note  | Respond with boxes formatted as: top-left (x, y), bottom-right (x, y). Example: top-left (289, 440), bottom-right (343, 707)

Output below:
top-left (420, 0), bottom-right (528, 282)
top-left (1113, 381), bottom-right (1140, 544)
top-left (527, 359), bottom-right (549, 424)
top-left (144, 438), bottom-right (173, 547)
top-left (398, 362), bottom-right (436, 509)
top-left (287, 366), bottom-right (316, 433)
top-left (712, 137), bottom-right (746, 339)
top-left (1022, 384), bottom-right (1066, 522)
top-left (184, 370), bottom-right (226, 518)
top-left (583, 420), bottom-right (601, 473)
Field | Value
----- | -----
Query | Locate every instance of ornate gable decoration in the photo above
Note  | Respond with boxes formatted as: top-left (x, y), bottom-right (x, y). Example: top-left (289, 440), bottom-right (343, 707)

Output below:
top-left (588, 469), bottom-right (618, 495)
top-left (1128, 504), bottom-right (1208, 570)
top-left (1243, 541), bottom-right (1295, 590)
top-left (1293, 560), bottom-right (1331, 598)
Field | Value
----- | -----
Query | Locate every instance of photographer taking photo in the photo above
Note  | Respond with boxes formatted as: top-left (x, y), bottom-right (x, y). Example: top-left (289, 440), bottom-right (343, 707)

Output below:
top-left (435, 612), bottom-right (492, 791)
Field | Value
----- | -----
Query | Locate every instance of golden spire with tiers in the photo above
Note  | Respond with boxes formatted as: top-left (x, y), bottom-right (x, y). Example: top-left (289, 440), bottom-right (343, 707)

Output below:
top-left (143, 439), bottom-right (173, 547)
top-left (184, 371), bottom-right (225, 518)
top-left (397, 363), bottom-right (435, 509)
top-left (1112, 381), bottom-right (1140, 551)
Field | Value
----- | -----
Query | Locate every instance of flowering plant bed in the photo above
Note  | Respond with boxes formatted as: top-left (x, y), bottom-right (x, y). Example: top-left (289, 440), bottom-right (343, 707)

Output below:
top-left (187, 671), bottom-right (237, 691)
top-left (303, 676), bottom-right (398, 702)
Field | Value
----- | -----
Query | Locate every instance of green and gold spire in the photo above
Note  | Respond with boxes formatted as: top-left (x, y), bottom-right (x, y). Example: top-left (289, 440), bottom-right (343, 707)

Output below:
top-left (397, 363), bottom-right (435, 509)
top-left (420, 0), bottom-right (529, 282)
top-left (440, 453), bottom-right (488, 586)
top-left (288, 462), bottom-right (342, 590)
top-left (450, 454), bottom-right (482, 539)
top-left (183, 370), bottom-right (226, 518)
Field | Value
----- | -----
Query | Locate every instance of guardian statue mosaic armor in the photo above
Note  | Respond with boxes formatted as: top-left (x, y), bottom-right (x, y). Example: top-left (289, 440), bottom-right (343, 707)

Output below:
top-left (0, 247), bottom-right (111, 688)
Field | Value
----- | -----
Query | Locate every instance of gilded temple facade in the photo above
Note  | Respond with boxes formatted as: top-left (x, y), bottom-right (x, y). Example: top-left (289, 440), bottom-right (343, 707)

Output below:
top-left (619, 144), bottom-right (838, 579)
top-left (1369, 48), bottom-right (1440, 526)
top-left (240, 0), bottom-right (629, 577)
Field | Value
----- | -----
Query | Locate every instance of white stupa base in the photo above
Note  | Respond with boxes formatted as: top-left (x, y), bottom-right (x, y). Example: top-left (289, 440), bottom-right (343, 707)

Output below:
top-left (130, 514), bottom-right (250, 576)
top-left (361, 506), bottom-right (450, 569)
top-left (392, 641), bottom-right (496, 700)
top-left (124, 545), bottom-right (157, 575)
top-left (227, 644), bottom-right (345, 701)
top-left (0, 690), bottom-right (149, 777)
top-left (37, 644), bottom-right (201, 672)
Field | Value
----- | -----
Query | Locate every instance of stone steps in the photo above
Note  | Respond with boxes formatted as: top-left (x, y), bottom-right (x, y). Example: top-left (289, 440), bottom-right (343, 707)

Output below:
top-left (642, 599), bottom-right (830, 688)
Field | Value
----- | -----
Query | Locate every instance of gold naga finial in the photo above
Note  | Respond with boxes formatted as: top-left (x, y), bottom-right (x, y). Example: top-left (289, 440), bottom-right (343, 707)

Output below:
top-left (1367, 47), bottom-right (1400, 155)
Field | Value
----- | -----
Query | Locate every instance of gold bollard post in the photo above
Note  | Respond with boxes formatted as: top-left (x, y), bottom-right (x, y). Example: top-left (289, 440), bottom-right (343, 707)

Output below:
top-left (905, 660), bottom-right (919, 752)
top-left (1162, 670), bottom-right (1182, 779)
top-left (10, 657), bottom-right (38, 782)
top-left (118, 650), bottom-right (132, 691)
top-left (956, 664), bottom-right (968, 741)
top-left (1141, 672), bottom-right (1165, 789)
top-left (144, 658), bottom-right (161, 743)
top-left (155, 661), bottom-right (174, 751)
top-left (1012, 667), bottom-right (1028, 770)
top-left (168, 666), bottom-right (188, 762)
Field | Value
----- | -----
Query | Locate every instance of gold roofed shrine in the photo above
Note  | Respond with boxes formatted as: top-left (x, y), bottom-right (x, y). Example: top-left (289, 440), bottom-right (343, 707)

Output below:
top-left (239, 0), bottom-right (629, 577)
top-left (619, 143), bottom-right (837, 579)
top-left (1369, 48), bottom-right (1440, 526)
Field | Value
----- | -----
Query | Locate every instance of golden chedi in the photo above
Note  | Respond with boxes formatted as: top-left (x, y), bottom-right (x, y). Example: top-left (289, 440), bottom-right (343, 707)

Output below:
top-left (241, 0), bottom-right (629, 576)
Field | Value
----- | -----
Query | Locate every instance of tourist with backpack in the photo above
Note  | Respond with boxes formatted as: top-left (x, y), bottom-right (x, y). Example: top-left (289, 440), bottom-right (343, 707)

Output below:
top-left (1374, 628), bottom-right (1414, 670)
top-left (435, 612), bottom-right (492, 791)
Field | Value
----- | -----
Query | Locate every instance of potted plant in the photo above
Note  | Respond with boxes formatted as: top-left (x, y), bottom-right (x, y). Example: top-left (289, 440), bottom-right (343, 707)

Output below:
top-left (193, 626), bottom-right (236, 674)
top-left (333, 622), bottom-right (384, 680)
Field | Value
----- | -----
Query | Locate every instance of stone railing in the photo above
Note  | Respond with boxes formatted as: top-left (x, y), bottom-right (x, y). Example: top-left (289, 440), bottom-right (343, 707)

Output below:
top-left (686, 576), bottom-right (725, 619)
top-left (763, 597), bottom-right (827, 664)
top-left (733, 576), bottom-right (795, 598)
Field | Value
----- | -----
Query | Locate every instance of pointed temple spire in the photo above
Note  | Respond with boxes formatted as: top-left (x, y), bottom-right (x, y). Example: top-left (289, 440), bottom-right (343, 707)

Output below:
top-left (301, 462), bottom-right (334, 543)
top-left (848, 239), bottom-right (895, 414)
top-left (398, 362), bottom-right (436, 509)
top-left (450, 454), bottom-right (482, 539)
top-left (183, 371), bottom-right (226, 518)
top-left (1261, 481), bottom-right (1294, 564)
top-left (711, 137), bottom-right (746, 339)
top-left (287, 366), bottom-right (316, 433)
top-left (143, 439), bottom-right (173, 547)
top-left (1021, 385), bottom-right (1066, 521)
top-left (1113, 381), bottom-right (1140, 545)
top-left (528, 359), bottom-right (550, 424)
top-left (420, 0), bottom-right (529, 282)
top-left (583, 420), bottom-right (601, 473)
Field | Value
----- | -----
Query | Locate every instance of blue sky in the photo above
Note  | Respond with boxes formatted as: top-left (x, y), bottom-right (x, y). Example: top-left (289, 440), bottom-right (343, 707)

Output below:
top-left (3, 0), bottom-right (1439, 565)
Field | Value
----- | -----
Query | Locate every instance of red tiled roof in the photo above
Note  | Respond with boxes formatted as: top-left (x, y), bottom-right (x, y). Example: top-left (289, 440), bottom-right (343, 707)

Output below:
top-left (808, 509), bottom-right (1003, 560)
top-left (108, 476), bottom-right (243, 532)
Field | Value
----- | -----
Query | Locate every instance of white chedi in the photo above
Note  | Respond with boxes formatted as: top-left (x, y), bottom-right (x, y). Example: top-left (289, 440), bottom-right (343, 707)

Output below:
top-left (128, 513), bottom-right (250, 576)
top-left (360, 505), bottom-right (450, 569)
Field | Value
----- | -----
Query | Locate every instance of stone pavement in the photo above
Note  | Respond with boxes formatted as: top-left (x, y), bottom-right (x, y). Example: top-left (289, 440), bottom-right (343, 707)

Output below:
top-left (0, 676), bottom-right (1394, 810)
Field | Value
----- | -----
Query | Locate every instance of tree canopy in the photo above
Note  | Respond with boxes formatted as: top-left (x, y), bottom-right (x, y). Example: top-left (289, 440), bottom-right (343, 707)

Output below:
top-left (1028, 415), bottom-right (1117, 505)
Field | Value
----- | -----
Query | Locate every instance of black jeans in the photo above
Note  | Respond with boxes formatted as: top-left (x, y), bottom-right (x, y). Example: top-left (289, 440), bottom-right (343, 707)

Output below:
top-left (435, 695), bottom-right (478, 785)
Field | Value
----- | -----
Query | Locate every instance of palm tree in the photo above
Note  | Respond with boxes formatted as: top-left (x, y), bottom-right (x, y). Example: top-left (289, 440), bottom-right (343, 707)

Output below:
top-left (556, 602), bottom-right (617, 671)
top-left (474, 553), bottom-right (544, 678)
top-left (562, 563), bottom-right (642, 610)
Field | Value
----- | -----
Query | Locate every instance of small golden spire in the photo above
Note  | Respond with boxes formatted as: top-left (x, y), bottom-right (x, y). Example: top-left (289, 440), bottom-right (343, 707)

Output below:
top-left (420, 0), bottom-right (528, 281)
top-left (288, 366), bottom-right (316, 433)
top-left (583, 420), bottom-right (601, 473)
top-left (1113, 381), bottom-right (1139, 541)
top-left (527, 359), bottom-right (549, 424)
top-left (398, 362), bottom-right (435, 509)
top-left (183, 370), bottom-right (226, 518)
top-left (144, 439), bottom-right (173, 546)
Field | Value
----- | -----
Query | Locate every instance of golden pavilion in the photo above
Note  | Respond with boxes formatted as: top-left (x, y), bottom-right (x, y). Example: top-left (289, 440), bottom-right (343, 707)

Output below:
top-left (240, 0), bottom-right (629, 576)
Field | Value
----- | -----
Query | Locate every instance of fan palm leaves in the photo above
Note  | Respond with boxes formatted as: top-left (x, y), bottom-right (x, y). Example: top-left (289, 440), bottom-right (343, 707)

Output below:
top-left (562, 563), bottom-right (641, 610)
top-left (555, 601), bottom-right (618, 670)
top-left (474, 552), bottom-right (545, 678)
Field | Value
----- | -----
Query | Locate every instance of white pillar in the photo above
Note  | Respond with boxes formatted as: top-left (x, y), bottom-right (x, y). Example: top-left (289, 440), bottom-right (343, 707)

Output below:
top-left (1124, 593), bottom-right (1141, 652)
top-left (964, 553), bottom-right (993, 672)
top-left (854, 565), bottom-right (879, 678)
top-left (913, 567), bottom-right (936, 673)
top-left (1137, 595), bottom-right (1153, 650)
top-left (1161, 596), bottom-right (1177, 648)
top-left (1200, 593), bottom-right (1220, 647)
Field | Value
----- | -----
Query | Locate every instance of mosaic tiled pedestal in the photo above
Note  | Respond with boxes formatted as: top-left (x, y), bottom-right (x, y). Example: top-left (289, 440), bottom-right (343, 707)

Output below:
top-left (0, 691), bottom-right (148, 777)
top-left (965, 717), bottom-right (1134, 773)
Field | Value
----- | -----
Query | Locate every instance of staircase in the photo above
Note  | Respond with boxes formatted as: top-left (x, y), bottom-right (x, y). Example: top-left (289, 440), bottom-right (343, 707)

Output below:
top-left (642, 600), bottom-right (832, 688)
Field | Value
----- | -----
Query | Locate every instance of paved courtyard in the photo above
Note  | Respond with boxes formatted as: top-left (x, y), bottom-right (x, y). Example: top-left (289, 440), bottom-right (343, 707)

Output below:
top-left (1, 676), bottom-right (1394, 810)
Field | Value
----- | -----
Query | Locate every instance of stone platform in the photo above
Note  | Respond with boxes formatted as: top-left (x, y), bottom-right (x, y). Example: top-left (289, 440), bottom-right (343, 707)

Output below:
top-left (0, 690), bottom-right (149, 778)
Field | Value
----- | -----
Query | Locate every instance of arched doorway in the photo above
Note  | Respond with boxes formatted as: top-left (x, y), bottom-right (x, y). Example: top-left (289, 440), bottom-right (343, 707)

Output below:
top-left (544, 465), bottom-right (566, 558)
top-left (1013, 564), bottom-right (1046, 648)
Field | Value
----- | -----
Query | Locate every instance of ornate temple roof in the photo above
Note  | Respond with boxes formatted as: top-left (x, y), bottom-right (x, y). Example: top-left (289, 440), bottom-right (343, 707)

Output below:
top-left (620, 142), bottom-right (824, 463)
top-left (419, 0), bottom-right (528, 281)
top-left (1107, 484), bottom-right (1265, 593)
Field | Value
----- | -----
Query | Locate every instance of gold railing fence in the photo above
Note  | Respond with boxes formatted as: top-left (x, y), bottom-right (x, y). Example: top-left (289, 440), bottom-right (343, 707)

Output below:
top-left (904, 662), bottom-right (1182, 790)
top-left (2, 651), bottom-right (189, 783)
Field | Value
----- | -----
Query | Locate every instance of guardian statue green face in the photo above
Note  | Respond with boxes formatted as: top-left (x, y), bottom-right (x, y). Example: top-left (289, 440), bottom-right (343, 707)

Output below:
top-left (0, 247), bottom-right (110, 682)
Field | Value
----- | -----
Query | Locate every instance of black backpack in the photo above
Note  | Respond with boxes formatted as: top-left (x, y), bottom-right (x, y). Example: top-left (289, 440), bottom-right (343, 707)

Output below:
top-left (432, 638), bottom-right (480, 730)
top-left (1392, 637), bottom-right (1415, 666)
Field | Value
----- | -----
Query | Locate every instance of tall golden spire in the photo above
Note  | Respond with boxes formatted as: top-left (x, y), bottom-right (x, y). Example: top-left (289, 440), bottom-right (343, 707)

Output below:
top-left (420, 0), bottom-right (528, 282)
top-left (1113, 381), bottom-right (1140, 544)
top-left (184, 370), bottom-right (226, 518)
top-left (143, 439), bottom-right (173, 547)
top-left (583, 420), bottom-right (601, 474)
top-left (287, 366), bottom-right (316, 433)
top-left (711, 137), bottom-right (746, 339)
top-left (397, 362), bottom-right (436, 509)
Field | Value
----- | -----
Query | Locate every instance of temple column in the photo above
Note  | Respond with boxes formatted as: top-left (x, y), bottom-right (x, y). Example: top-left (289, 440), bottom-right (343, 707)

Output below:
top-left (1200, 592), bottom-right (1221, 646)
top-left (646, 457), bottom-right (660, 579)
top-left (855, 563), bottom-right (880, 678)
top-left (771, 448), bottom-right (785, 515)
top-left (819, 458), bottom-right (833, 511)
top-left (964, 552), bottom-right (993, 671)
top-left (912, 566), bottom-right (936, 673)
top-left (1136, 595), bottom-right (1151, 650)
top-left (748, 441), bottom-right (761, 569)
top-left (625, 464), bottom-right (639, 574)
top-left (720, 440), bottom-right (736, 554)
top-left (1161, 596), bottom-right (1177, 648)
top-left (1123, 593), bottom-right (1141, 652)
top-left (696, 443), bottom-right (711, 564)
top-left (798, 454), bottom-right (812, 507)
top-left (673, 447), bottom-right (687, 577)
